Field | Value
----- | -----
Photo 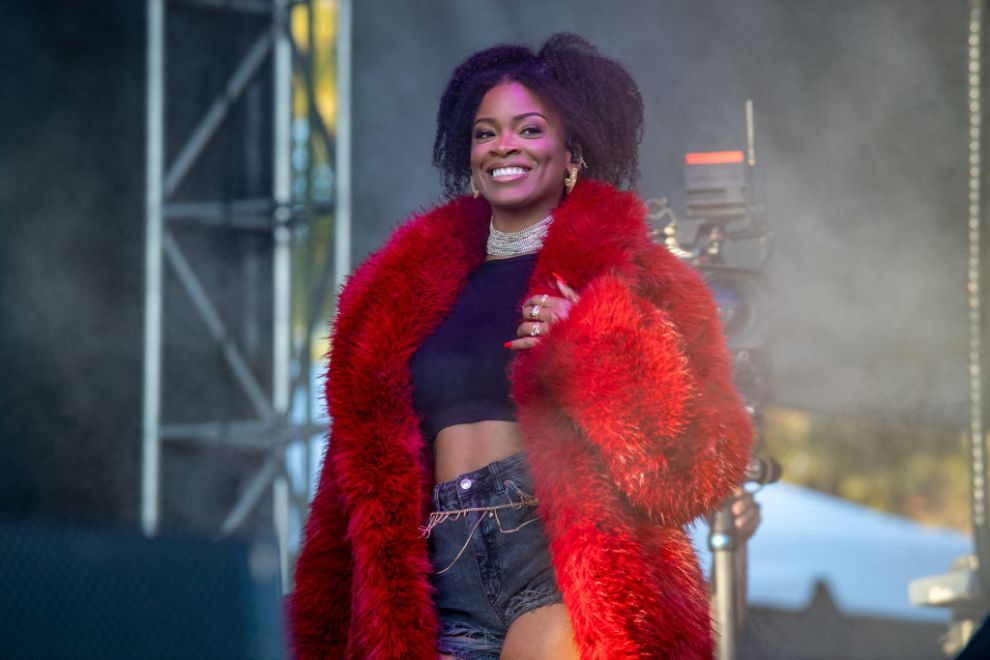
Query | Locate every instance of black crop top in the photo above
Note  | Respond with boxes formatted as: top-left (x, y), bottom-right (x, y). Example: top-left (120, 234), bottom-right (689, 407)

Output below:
top-left (409, 252), bottom-right (538, 442)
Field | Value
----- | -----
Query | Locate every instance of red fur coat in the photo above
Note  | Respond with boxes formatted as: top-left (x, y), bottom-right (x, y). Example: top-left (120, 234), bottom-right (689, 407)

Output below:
top-left (290, 180), bottom-right (751, 659)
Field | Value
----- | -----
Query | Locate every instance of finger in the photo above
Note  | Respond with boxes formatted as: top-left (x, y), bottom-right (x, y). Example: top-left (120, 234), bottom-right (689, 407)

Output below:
top-left (737, 513), bottom-right (762, 541)
top-left (522, 303), bottom-right (543, 322)
top-left (549, 301), bottom-right (575, 324)
top-left (521, 305), bottom-right (562, 325)
top-left (734, 507), bottom-right (758, 527)
top-left (731, 489), bottom-right (755, 507)
top-left (504, 336), bottom-right (541, 350)
top-left (733, 503), bottom-right (760, 526)
top-left (552, 271), bottom-right (580, 303)
top-left (522, 294), bottom-right (567, 314)
top-left (523, 293), bottom-right (555, 307)
top-left (516, 321), bottom-right (546, 338)
top-left (731, 498), bottom-right (752, 516)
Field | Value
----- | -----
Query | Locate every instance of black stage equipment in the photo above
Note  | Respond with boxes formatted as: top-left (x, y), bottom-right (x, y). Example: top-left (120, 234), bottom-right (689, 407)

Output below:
top-left (744, 455), bottom-right (783, 486)
top-left (647, 101), bottom-right (779, 660)
top-left (0, 522), bottom-right (286, 659)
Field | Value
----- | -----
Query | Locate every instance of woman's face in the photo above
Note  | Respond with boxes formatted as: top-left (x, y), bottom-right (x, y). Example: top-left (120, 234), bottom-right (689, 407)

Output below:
top-left (470, 82), bottom-right (571, 218)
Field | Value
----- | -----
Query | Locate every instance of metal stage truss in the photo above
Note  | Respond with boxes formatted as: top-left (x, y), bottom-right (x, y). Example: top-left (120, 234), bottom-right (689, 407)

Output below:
top-left (142, 0), bottom-right (352, 591)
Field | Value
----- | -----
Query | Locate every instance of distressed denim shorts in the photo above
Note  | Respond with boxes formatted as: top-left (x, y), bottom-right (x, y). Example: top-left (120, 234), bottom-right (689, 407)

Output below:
top-left (427, 452), bottom-right (564, 660)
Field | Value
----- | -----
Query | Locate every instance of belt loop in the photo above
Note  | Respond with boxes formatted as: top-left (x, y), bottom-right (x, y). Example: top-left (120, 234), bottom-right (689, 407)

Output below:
top-left (491, 459), bottom-right (505, 495)
top-left (433, 482), bottom-right (443, 511)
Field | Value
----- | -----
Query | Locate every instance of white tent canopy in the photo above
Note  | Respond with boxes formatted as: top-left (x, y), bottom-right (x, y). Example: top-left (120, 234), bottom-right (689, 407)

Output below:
top-left (691, 482), bottom-right (972, 622)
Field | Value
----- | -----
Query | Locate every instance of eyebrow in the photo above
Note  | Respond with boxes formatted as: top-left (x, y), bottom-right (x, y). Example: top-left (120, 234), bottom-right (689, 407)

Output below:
top-left (473, 112), bottom-right (550, 126)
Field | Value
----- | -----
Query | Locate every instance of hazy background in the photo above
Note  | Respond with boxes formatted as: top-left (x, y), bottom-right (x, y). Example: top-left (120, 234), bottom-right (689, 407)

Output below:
top-left (0, 1), bottom-right (146, 522)
top-left (0, 1), bottom-right (977, 656)
top-left (0, 0), bottom-right (974, 564)
top-left (351, 0), bottom-right (968, 424)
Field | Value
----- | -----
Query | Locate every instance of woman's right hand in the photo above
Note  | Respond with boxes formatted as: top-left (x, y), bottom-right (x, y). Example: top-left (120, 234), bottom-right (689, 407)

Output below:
top-left (506, 273), bottom-right (580, 350)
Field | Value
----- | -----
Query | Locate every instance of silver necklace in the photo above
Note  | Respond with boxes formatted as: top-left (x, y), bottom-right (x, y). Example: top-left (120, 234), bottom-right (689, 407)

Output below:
top-left (486, 214), bottom-right (554, 257)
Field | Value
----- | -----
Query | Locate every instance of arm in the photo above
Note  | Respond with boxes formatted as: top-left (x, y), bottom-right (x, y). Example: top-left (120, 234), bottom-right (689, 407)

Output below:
top-left (288, 446), bottom-right (352, 658)
top-left (536, 258), bottom-right (751, 526)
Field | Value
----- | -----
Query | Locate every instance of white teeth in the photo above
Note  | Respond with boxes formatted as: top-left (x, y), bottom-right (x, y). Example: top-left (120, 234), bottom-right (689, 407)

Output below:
top-left (491, 167), bottom-right (528, 179)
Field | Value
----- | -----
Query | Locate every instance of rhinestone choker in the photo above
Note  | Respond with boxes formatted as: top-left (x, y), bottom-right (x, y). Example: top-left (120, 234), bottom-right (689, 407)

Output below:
top-left (486, 214), bottom-right (554, 257)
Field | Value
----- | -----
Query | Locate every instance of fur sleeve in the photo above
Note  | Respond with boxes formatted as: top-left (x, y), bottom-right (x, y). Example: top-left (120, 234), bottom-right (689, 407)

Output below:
top-left (288, 445), bottom-right (352, 658)
top-left (287, 232), bottom-right (390, 657)
top-left (286, 249), bottom-right (382, 657)
top-left (537, 264), bottom-right (750, 526)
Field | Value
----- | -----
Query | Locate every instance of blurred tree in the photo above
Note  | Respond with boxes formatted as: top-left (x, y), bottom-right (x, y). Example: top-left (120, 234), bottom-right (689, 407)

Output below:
top-left (764, 406), bottom-right (970, 531)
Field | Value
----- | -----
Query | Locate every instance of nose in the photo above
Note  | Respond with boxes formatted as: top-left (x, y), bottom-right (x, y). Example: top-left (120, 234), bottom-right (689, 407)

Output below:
top-left (490, 133), bottom-right (520, 156)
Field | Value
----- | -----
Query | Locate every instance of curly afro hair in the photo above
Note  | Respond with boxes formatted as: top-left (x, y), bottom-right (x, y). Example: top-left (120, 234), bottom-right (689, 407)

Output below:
top-left (432, 33), bottom-right (644, 198)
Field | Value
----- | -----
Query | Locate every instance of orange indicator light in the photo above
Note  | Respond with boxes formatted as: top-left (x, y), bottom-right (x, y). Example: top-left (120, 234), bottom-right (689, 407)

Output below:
top-left (685, 151), bottom-right (745, 165)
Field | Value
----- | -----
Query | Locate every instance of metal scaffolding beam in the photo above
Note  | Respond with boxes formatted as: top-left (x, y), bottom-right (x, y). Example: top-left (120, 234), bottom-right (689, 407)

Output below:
top-left (143, 0), bottom-right (165, 539)
top-left (143, 0), bottom-right (339, 591)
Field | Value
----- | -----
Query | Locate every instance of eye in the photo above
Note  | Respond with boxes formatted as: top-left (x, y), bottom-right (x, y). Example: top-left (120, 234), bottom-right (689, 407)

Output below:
top-left (474, 128), bottom-right (494, 140)
top-left (521, 126), bottom-right (543, 136)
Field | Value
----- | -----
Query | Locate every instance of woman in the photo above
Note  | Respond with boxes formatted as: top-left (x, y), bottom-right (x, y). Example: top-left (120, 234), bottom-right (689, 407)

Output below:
top-left (290, 34), bottom-right (752, 659)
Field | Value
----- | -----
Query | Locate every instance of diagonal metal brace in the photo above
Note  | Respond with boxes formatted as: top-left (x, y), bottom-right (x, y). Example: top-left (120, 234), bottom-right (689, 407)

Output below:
top-left (164, 31), bottom-right (274, 197)
top-left (164, 229), bottom-right (274, 420)
top-left (221, 455), bottom-right (280, 535)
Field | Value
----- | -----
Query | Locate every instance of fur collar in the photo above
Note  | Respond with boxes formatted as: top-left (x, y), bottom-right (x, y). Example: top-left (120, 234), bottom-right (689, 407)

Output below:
top-left (327, 180), bottom-right (651, 502)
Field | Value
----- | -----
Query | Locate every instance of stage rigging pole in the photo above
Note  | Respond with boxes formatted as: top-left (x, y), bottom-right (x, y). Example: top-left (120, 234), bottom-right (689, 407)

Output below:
top-left (910, 4), bottom-right (990, 653)
top-left (335, 0), bottom-right (352, 287)
top-left (142, 0), bottom-right (165, 536)
top-left (141, 1), bottom-right (336, 584)
top-left (968, 0), bottom-right (990, 596)
top-left (271, 0), bottom-right (293, 591)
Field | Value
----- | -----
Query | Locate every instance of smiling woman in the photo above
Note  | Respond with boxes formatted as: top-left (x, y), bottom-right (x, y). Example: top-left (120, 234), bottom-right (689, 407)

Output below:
top-left (290, 33), bottom-right (752, 660)
top-left (470, 83), bottom-right (572, 230)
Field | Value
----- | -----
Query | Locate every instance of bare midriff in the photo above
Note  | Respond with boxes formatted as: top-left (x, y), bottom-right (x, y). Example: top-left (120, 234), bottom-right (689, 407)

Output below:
top-left (433, 420), bottom-right (526, 483)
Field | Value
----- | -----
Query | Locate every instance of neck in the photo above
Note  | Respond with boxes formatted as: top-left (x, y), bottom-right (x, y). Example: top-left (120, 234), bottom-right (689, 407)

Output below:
top-left (486, 211), bottom-right (554, 258)
top-left (490, 199), bottom-right (561, 233)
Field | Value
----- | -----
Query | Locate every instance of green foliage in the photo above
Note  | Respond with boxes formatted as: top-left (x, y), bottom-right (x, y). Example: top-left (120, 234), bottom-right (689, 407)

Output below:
top-left (762, 406), bottom-right (971, 531)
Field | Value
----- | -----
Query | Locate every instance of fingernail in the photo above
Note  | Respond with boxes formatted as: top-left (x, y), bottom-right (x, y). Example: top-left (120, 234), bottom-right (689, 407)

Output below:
top-left (551, 271), bottom-right (565, 283)
top-left (503, 341), bottom-right (513, 349)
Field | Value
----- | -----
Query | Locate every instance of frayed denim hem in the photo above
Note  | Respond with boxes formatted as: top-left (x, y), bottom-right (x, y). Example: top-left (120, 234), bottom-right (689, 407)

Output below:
top-left (437, 618), bottom-right (503, 660)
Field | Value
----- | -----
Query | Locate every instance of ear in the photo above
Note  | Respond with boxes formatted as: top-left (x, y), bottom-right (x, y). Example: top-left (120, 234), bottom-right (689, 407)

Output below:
top-left (567, 142), bottom-right (585, 166)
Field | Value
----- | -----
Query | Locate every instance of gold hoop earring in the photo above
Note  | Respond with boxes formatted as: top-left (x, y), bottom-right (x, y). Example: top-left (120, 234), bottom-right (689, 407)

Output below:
top-left (564, 166), bottom-right (579, 194)
top-left (470, 177), bottom-right (480, 199)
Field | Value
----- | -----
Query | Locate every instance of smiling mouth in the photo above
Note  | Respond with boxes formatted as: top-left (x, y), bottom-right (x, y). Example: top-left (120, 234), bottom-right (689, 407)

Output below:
top-left (490, 166), bottom-right (530, 180)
